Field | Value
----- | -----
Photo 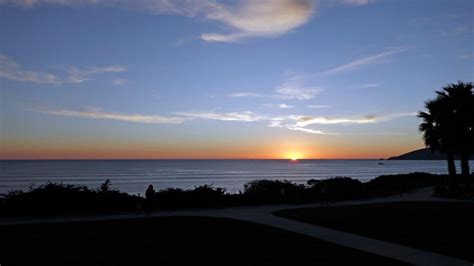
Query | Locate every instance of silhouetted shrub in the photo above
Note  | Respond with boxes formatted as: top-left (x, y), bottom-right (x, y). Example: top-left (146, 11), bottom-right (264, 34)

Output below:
top-left (365, 172), bottom-right (444, 196)
top-left (0, 181), bottom-right (140, 217)
top-left (100, 179), bottom-right (116, 193)
top-left (154, 185), bottom-right (228, 209)
top-left (0, 172), bottom-right (457, 217)
top-left (307, 177), bottom-right (364, 201)
top-left (242, 179), bottom-right (307, 204)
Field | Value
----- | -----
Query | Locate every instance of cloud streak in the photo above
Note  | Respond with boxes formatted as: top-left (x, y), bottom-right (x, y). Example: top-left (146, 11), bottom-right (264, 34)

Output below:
top-left (284, 48), bottom-right (406, 86)
top-left (264, 103), bottom-right (295, 109)
top-left (228, 92), bottom-right (264, 98)
top-left (285, 125), bottom-right (334, 135)
top-left (65, 65), bottom-right (126, 83)
top-left (315, 48), bottom-right (405, 76)
top-left (32, 106), bottom-right (414, 136)
top-left (336, 0), bottom-right (374, 6)
top-left (275, 82), bottom-right (322, 100)
top-left (308, 104), bottom-right (330, 108)
top-left (33, 107), bottom-right (186, 124)
top-left (269, 48), bottom-right (404, 104)
top-left (176, 111), bottom-right (265, 122)
top-left (0, 54), bottom-right (60, 84)
top-left (271, 48), bottom-right (404, 100)
top-left (273, 112), bottom-right (415, 135)
top-left (353, 83), bottom-right (381, 89)
top-left (0, 54), bottom-right (126, 84)
top-left (289, 112), bottom-right (416, 127)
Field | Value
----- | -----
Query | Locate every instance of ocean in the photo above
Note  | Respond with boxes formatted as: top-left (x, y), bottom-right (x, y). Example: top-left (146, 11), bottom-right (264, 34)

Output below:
top-left (1, 160), bottom-right (472, 195)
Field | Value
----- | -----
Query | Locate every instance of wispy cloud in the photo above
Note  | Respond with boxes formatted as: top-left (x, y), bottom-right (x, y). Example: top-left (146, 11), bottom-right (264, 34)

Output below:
top-left (275, 82), bottom-right (322, 100)
top-left (353, 83), bottom-right (381, 89)
top-left (32, 107), bottom-right (186, 124)
top-left (271, 48), bottom-right (403, 103)
top-left (277, 103), bottom-right (294, 109)
top-left (285, 124), bottom-right (332, 135)
top-left (264, 103), bottom-right (295, 109)
top-left (0, 54), bottom-right (60, 84)
top-left (0, 0), bottom-right (207, 12)
top-left (268, 120), bottom-right (284, 128)
top-left (32, 105), bottom-right (415, 136)
top-left (315, 48), bottom-right (405, 76)
top-left (289, 112), bottom-right (416, 127)
top-left (267, 118), bottom-right (332, 135)
top-left (176, 110), bottom-right (415, 135)
top-left (283, 48), bottom-right (405, 84)
top-left (271, 112), bottom-right (415, 135)
top-left (336, 0), bottom-right (374, 6)
top-left (65, 65), bottom-right (126, 83)
top-left (228, 92), bottom-right (264, 98)
top-left (0, 54), bottom-right (126, 85)
top-left (308, 104), bottom-right (330, 108)
top-left (229, 83), bottom-right (323, 101)
top-left (176, 111), bottom-right (265, 122)
top-left (290, 114), bottom-right (378, 126)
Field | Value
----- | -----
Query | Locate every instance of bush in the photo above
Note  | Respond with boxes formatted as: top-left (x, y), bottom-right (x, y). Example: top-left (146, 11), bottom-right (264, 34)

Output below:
top-left (242, 179), bottom-right (307, 204)
top-left (365, 172), bottom-right (444, 197)
top-left (0, 172), bottom-right (455, 217)
top-left (154, 185), bottom-right (228, 209)
top-left (0, 181), bottom-right (140, 217)
top-left (307, 177), bottom-right (364, 201)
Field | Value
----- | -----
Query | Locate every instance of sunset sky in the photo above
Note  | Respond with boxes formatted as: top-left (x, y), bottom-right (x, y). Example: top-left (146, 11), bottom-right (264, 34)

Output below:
top-left (0, 0), bottom-right (473, 159)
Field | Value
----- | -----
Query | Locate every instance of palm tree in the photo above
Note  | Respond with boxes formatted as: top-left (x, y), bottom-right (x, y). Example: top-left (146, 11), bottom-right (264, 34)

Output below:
top-left (419, 81), bottom-right (473, 179)
top-left (437, 82), bottom-right (473, 176)
top-left (418, 99), bottom-right (457, 176)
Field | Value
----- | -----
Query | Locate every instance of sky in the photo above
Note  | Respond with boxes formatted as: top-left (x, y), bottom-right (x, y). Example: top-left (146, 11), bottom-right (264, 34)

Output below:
top-left (0, 0), bottom-right (473, 159)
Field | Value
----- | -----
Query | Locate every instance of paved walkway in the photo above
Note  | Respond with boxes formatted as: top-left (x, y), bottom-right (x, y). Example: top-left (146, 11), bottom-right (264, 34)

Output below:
top-left (1, 187), bottom-right (472, 266)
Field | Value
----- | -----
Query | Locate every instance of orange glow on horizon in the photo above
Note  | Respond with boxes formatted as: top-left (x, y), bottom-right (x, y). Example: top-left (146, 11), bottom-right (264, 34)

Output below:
top-left (0, 136), bottom-right (424, 160)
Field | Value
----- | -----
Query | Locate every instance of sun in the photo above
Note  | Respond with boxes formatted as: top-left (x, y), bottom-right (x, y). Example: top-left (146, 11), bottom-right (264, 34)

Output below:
top-left (287, 152), bottom-right (301, 161)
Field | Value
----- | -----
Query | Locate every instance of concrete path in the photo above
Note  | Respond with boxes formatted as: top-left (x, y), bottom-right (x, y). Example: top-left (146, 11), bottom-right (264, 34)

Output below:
top-left (1, 187), bottom-right (472, 266)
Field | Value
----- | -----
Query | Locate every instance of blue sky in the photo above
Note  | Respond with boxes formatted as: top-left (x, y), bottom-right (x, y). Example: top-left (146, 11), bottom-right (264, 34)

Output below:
top-left (0, 0), bottom-right (473, 159)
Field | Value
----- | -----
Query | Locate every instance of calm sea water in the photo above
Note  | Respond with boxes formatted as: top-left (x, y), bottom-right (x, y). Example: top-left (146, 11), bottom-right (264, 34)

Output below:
top-left (1, 160), bottom-right (472, 195)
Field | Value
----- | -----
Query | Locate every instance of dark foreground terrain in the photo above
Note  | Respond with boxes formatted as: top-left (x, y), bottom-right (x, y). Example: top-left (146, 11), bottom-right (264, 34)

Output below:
top-left (275, 201), bottom-right (474, 261)
top-left (1, 173), bottom-right (451, 217)
top-left (0, 216), bottom-right (406, 266)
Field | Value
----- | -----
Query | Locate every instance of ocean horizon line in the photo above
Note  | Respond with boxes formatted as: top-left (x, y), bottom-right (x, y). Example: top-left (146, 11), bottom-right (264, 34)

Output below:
top-left (0, 158), bottom-right (391, 161)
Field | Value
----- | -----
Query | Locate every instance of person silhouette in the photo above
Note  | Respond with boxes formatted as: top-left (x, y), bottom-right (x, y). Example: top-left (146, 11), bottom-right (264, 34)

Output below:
top-left (320, 183), bottom-right (329, 206)
top-left (145, 184), bottom-right (155, 214)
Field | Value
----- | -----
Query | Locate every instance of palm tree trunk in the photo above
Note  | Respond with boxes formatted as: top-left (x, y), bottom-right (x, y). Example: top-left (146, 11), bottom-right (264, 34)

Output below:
top-left (446, 152), bottom-right (457, 192)
top-left (447, 152), bottom-right (457, 176)
top-left (460, 151), bottom-right (471, 189)
top-left (460, 152), bottom-right (470, 176)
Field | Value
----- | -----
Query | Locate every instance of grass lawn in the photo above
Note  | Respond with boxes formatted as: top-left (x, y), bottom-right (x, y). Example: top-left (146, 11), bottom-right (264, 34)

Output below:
top-left (0, 216), bottom-right (406, 266)
top-left (274, 201), bottom-right (474, 261)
